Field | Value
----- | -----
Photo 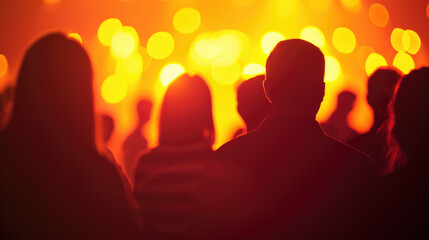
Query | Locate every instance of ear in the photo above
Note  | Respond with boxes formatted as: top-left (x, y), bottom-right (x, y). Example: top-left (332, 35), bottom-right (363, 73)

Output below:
top-left (263, 79), bottom-right (273, 103)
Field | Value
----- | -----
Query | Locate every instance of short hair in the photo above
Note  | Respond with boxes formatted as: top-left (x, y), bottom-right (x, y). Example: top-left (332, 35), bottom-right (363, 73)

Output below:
top-left (367, 68), bottom-right (401, 113)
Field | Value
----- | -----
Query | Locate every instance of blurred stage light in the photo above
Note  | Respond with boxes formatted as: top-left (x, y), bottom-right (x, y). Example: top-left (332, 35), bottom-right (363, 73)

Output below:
top-left (403, 30), bottom-right (421, 55)
top-left (308, 0), bottom-right (330, 12)
top-left (242, 63), bottom-right (265, 79)
top-left (215, 30), bottom-right (248, 61)
top-left (230, 0), bottom-right (255, 7)
top-left (340, 0), bottom-right (361, 12)
top-left (67, 33), bottom-right (82, 44)
top-left (98, 18), bottom-right (122, 46)
top-left (393, 52), bottom-right (415, 74)
top-left (369, 3), bottom-right (389, 27)
top-left (115, 51), bottom-right (143, 85)
top-left (391, 28), bottom-right (405, 52)
top-left (365, 53), bottom-right (387, 76)
top-left (261, 32), bottom-right (285, 55)
top-left (356, 46), bottom-right (375, 70)
top-left (211, 56), bottom-right (241, 85)
top-left (147, 32), bottom-right (175, 60)
top-left (0, 54), bottom-right (8, 78)
top-left (111, 27), bottom-right (138, 59)
top-left (332, 27), bottom-right (356, 54)
top-left (300, 26), bottom-right (325, 48)
top-left (324, 56), bottom-right (341, 82)
top-left (101, 75), bottom-right (128, 104)
top-left (195, 35), bottom-right (218, 60)
top-left (160, 63), bottom-right (185, 87)
top-left (173, 8), bottom-right (201, 34)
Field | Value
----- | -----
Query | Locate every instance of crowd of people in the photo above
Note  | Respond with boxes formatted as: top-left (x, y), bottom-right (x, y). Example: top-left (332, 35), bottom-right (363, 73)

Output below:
top-left (0, 32), bottom-right (428, 239)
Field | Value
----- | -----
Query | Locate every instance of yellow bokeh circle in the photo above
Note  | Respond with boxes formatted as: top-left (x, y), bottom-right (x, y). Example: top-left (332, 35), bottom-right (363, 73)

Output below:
top-left (147, 32), bottom-right (175, 60)
top-left (173, 8), bottom-right (201, 34)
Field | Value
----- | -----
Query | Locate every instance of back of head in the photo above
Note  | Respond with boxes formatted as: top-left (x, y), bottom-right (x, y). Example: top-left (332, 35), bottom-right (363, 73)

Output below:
top-left (159, 74), bottom-right (214, 147)
top-left (101, 114), bottom-right (115, 143)
top-left (8, 32), bottom-right (95, 149)
top-left (391, 67), bottom-right (429, 159)
top-left (336, 90), bottom-right (356, 113)
top-left (264, 39), bottom-right (325, 117)
top-left (137, 98), bottom-right (153, 124)
top-left (367, 68), bottom-right (401, 114)
top-left (236, 75), bottom-right (273, 131)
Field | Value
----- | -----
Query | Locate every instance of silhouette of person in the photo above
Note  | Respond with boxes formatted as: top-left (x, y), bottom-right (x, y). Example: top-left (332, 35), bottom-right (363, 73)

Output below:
top-left (321, 90), bottom-right (358, 142)
top-left (0, 33), bottom-right (140, 239)
top-left (101, 114), bottom-right (115, 144)
top-left (348, 68), bottom-right (401, 169)
top-left (362, 67), bottom-right (429, 239)
top-left (134, 74), bottom-right (214, 240)
top-left (0, 86), bottom-right (13, 130)
top-left (233, 75), bottom-right (273, 136)
top-left (122, 99), bottom-right (152, 185)
top-left (190, 39), bottom-right (377, 240)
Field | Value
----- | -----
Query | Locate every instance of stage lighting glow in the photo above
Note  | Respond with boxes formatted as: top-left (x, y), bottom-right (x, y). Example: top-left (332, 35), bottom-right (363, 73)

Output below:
top-left (67, 33), bottom-right (82, 44)
top-left (340, 0), bottom-right (361, 12)
top-left (215, 30), bottom-right (247, 61)
top-left (308, 0), bottom-right (330, 12)
top-left (242, 63), bottom-right (265, 79)
top-left (403, 30), bottom-right (421, 55)
top-left (138, 47), bottom-right (152, 72)
top-left (365, 53), bottom-right (387, 76)
top-left (195, 37), bottom-right (218, 60)
top-left (115, 52), bottom-right (143, 85)
top-left (98, 18), bottom-right (122, 46)
top-left (173, 8), bottom-right (201, 34)
top-left (262, 32), bottom-right (285, 55)
top-left (0, 54), bottom-right (8, 78)
top-left (332, 27), bottom-right (356, 54)
top-left (356, 46), bottom-right (375, 70)
top-left (369, 3), bottom-right (389, 27)
top-left (45, 0), bottom-right (60, 3)
top-left (300, 26), bottom-right (325, 48)
top-left (160, 63), bottom-right (185, 87)
top-left (324, 56), bottom-right (341, 82)
top-left (110, 27), bottom-right (137, 59)
top-left (211, 56), bottom-right (241, 85)
top-left (101, 75), bottom-right (128, 104)
top-left (147, 32), bottom-right (175, 60)
top-left (230, 0), bottom-right (255, 7)
top-left (393, 52), bottom-right (415, 74)
top-left (391, 28), bottom-right (405, 52)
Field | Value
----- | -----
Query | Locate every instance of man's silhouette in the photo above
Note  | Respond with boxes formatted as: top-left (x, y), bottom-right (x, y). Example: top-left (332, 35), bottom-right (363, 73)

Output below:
top-left (190, 39), bottom-right (377, 240)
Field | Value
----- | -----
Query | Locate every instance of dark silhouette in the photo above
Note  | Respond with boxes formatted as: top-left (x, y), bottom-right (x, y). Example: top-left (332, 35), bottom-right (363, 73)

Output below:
top-left (134, 74), bottom-right (214, 240)
top-left (0, 86), bottom-right (13, 130)
top-left (0, 33), bottom-right (140, 239)
top-left (190, 39), bottom-right (377, 240)
top-left (349, 68), bottom-right (401, 169)
top-left (101, 114), bottom-right (115, 144)
top-left (122, 99), bottom-right (152, 185)
top-left (363, 67), bottom-right (429, 239)
top-left (233, 75), bottom-right (272, 137)
top-left (321, 90), bottom-right (358, 142)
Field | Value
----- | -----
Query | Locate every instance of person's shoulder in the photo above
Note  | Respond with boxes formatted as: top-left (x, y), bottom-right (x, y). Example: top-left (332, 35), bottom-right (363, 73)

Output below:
top-left (213, 130), bottom-right (261, 160)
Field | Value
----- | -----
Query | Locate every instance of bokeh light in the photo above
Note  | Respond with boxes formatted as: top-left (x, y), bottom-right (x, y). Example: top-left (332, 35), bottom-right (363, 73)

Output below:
top-left (242, 63), bottom-right (265, 79)
top-left (356, 46), bottom-right (375, 70)
top-left (101, 75), bottom-right (128, 104)
top-left (308, 0), bottom-right (330, 12)
top-left (332, 27), bottom-right (356, 54)
top-left (160, 63), bottom-right (185, 87)
top-left (261, 32), bottom-right (285, 55)
top-left (98, 18), bottom-right (122, 46)
top-left (324, 56), bottom-right (341, 82)
top-left (230, 0), bottom-right (255, 7)
top-left (147, 32), bottom-right (175, 60)
top-left (173, 8), bottom-right (201, 34)
top-left (369, 3), bottom-right (389, 27)
top-left (300, 26), bottom-right (325, 48)
top-left (211, 56), bottom-right (241, 85)
top-left (115, 51), bottom-right (143, 85)
top-left (403, 30), bottom-right (421, 55)
top-left (195, 35), bottom-right (218, 60)
top-left (391, 28), bottom-right (405, 52)
top-left (0, 54), bottom-right (8, 78)
top-left (393, 52), bottom-right (415, 74)
top-left (67, 33), bottom-right (82, 44)
top-left (340, 0), bottom-right (361, 12)
top-left (110, 27), bottom-right (138, 59)
top-left (215, 30), bottom-right (248, 61)
top-left (365, 53), bottom-right (387, 76)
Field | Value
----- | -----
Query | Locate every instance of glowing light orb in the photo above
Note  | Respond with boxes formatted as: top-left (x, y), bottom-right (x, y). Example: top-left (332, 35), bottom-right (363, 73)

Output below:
top-left (0, 54), bottom-right (8, 78)
top-left (230, 0), bottom-right (255, 7)
top-left (391, 28), bottom-right (405, 52)
top-left (160, 63), bottom-right (185, 87)
top-left (173, 8), bottom-right (201, 34)
top-left (300, 26), bottom-right (325, 48)
top-left (67, 33), bottom-right (82, 44)
top-left (369, 3), bottom-right (389, 27)
top-left (211, 56), bottom-right (241, 85)
top-left (195, 37), bottom-right (218, 60)
top-left (147, 32), bottom-right (175, 60)
top-left (98, 18), bottom-right (122, 46)
top-left (365, 53), bottom-right (387, 76)
top-left (110, 27), bottom-right (138, 59)
top-left (262, 32), bottom-right (285, 55)
top-left (242, 63), bottom-right (265, 79)
top-left (115, 52), bottom-right (143, 85)
top-left (215, 30), bottom-right (248, 61)
top-left (332, 27), bottom-right (356, 54)
top-left (324, 56), bottom-right (341, 82)
top-left (356, 46), bottom-right (375, 70)
top-left (101, 75), bottom-right (128, 104)
top-left (393, 52), bottom-right (415, 74)
top-left (340, 0), bottom-right (361, 12)
top-left (403, 30), bottom-right (421, 55)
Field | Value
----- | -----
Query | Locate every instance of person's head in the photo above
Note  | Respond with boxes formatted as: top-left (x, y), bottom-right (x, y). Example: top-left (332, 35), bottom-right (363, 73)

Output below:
top-left (236, 75), bottom-right (273, 131)
top-left (264, 39), bottom-right (325, 117)
top-left (137, 99), bottom-right (152, 124)
top-left (336, 90), bottom-right (356, 114)
top-left (101, 114), bottom-right (114, 143)
top-left (10, 32), bottom-right (95, 148)
top-left (159, 74), bottom-right (214, 147)
top-left (367, 68), bottom-right (401, 114)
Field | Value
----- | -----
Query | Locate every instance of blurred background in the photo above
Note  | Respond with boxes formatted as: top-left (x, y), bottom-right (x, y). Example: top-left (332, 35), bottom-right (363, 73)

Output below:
top-left (0, 0), bottom-right (428, 167)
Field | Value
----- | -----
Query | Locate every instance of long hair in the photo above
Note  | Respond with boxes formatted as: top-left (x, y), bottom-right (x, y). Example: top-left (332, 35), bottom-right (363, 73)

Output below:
top-left (158, 74), bottom-right (214, 147)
